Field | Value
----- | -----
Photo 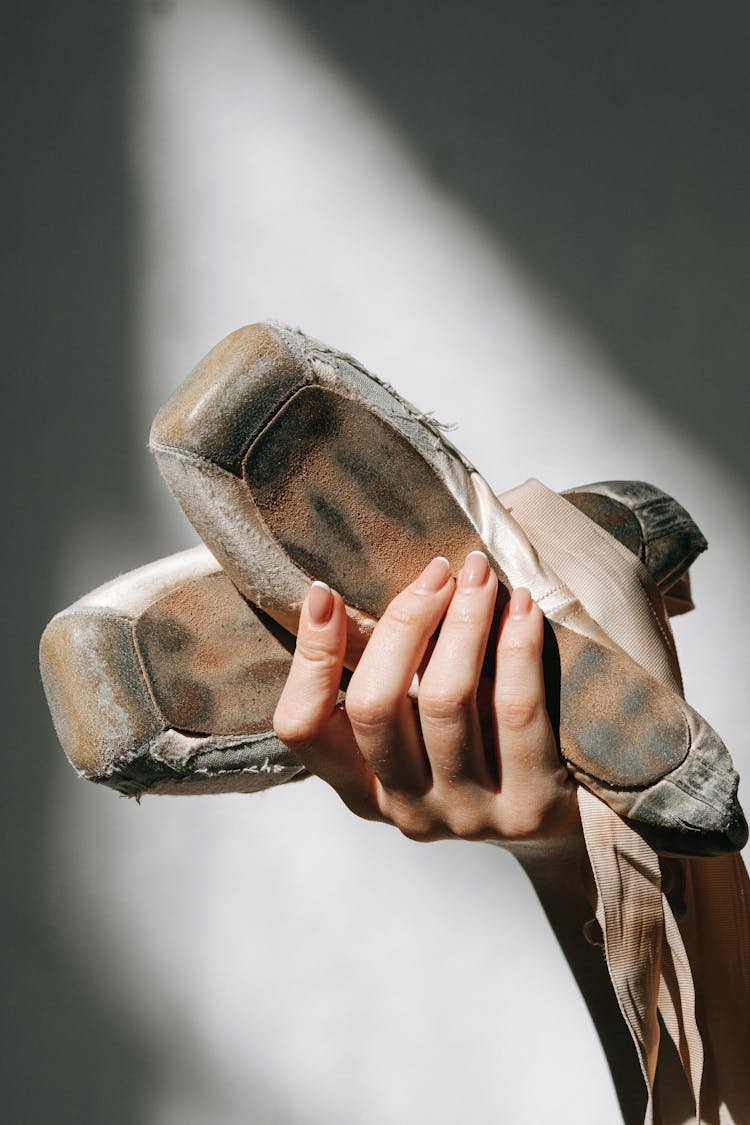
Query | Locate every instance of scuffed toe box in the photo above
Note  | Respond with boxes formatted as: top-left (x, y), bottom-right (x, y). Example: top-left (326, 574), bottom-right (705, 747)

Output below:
top-left (623, 708), bottom-right (747, 856)
top-left (40, 609), bottom-right (163, 781)
top-left (150, 323), bottom-right (307, 475)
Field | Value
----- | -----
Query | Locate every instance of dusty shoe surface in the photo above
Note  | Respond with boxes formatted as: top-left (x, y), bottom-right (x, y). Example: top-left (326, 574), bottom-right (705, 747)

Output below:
top-left (39, 546), bottom-right (305, 796)
top-left (149, 323), bottom-right (747, 856)
top-left (562, 480), bottom-right (707, 616)
top-left (41, 481), bottom-right (703, 803)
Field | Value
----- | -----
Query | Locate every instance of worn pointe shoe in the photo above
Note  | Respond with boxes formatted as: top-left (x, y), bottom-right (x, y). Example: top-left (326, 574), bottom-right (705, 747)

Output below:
top-left (562, 480), bottom-right (707, 617)
top-left (149, 323), bottom-right (747, 855)
top-left (39, 547), bottom-right (306, 796)
top-left (40, 480), bottom-right (702, 799)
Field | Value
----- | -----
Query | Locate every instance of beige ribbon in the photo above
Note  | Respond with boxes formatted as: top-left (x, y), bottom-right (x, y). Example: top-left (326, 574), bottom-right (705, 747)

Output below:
top-left (504, 479), bottom-right (749, 1125)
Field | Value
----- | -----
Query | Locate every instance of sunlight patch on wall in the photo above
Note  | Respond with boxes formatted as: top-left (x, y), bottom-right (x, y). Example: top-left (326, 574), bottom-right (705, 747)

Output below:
top-left (48, 3), bottom-right (748, 1124)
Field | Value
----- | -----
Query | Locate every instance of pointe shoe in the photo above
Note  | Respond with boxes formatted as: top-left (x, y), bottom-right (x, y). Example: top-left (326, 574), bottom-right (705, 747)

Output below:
top-left (562, 480), bottom-right (707, 617)
top-left (39, 548), bottom-right (305, 796)
top-left (40, 479), bottom-right (702, 800)
top-left (149, 323), bottom-right (746, 855)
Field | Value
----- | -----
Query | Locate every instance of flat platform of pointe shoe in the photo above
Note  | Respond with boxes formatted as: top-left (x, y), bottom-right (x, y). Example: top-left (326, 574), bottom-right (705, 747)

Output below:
top-left (149, 323), bottom-right (746, 856)
top-left (40, 479), bottom-right (702, 803)
top-left (39, 547), bottom-right (306, 796)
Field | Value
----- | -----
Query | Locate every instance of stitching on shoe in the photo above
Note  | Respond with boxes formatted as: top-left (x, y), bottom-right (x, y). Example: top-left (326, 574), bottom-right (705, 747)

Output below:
top-left (534, 584), bottom-right (569, 608)
top-left (637, 583), bottom-right (681, 672)
top-left (129, 619), bottom-right (169, 727)
top-left (149, 439), bottom-right (232, 472)
top-left (555, 605), bottom-right (585, 624)
top-left (190, 759), bottom-right (301, 777)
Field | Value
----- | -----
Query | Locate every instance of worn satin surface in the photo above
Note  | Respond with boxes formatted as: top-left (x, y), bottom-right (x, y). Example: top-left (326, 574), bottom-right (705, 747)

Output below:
top-left (505, 478), bottom-right (750, 1125)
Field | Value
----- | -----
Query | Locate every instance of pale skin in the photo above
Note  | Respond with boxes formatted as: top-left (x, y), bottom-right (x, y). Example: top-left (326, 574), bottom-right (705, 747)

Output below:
top-left (273, 550), bottom-right (582, 846)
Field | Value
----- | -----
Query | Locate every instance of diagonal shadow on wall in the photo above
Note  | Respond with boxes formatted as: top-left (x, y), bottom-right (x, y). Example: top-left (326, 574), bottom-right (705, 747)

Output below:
top-left (1, 2), bottom-right (156, 1120)
top-left (280, 0), bottom-right (750, 489)
top-left (5, 2), bottom-right (748, 1119)
top-left (2, 4), bottom-right (334, 1118)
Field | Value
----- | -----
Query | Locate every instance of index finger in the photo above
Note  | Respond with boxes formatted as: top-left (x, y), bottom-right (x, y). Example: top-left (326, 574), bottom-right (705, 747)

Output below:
top-left (273, 582), bottom-right (375, 816)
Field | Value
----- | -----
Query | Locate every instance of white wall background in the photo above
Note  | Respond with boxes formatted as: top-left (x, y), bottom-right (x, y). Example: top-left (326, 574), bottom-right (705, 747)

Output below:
top-left (41, 3), bottom-right (749, 1123)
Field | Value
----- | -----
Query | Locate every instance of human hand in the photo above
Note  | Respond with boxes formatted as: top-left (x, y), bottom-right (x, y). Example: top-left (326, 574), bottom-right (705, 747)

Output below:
top-left (273, 553), bottom-right (580, 844)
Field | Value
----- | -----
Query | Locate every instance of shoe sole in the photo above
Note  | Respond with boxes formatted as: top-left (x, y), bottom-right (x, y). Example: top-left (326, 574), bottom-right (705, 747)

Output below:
top-left (39, 547), bottom-right (305, 795)
top-left (150, 324), bottom-right (747, 856)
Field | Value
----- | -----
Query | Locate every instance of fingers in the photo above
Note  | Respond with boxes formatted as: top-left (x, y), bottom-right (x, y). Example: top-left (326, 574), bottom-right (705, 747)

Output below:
top-left (344, 557), bottom-right (456, 793)
top-left (273, 582), bottom-right (375, 817)
top-left (495, 588), bottom-right (557, 778)
top-left (276, 582), bottom-right (345, 731)
top-left (418, 551), bottom-right (498, 785)
top-left (275, 570), bottom-right (579, 845)
top-left (493, 588), bottom-right (577, 837)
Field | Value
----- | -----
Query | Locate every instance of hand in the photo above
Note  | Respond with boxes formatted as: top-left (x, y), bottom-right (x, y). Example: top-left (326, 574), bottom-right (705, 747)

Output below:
top-left (273, 552), bottom-right (580, 844)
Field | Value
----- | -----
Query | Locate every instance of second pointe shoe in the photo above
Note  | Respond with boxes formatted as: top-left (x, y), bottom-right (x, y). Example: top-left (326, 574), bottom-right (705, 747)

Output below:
top-left (39, 547), bottom-right (305, 796)
top-left (39, 480), bottom-right (702, 799)
top-left (561, 480), bottom-right (707, 617)
top-left (149, 323), bottom-right (746, 856)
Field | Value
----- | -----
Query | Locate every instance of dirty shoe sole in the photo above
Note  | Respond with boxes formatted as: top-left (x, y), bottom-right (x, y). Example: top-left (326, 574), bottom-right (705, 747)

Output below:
top-left (39, 547), bottom-right (305, 796)
top-left (149, 324), bottom-right (746, 856)
top-left (41, 481), bottom-right (705, 802)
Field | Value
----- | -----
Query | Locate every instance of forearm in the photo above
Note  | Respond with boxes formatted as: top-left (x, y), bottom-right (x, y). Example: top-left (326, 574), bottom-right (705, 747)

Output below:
top-left (504, 838), bottom-right (647, 1125)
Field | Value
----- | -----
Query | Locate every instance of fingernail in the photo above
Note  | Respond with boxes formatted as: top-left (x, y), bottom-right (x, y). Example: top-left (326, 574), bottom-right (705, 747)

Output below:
top-left (509, 587), bottom-right (533, 619)
top-left (415, 556), bottom-right (451, 592)
top-left (459, 550), bottom-right (489, 590)
top-left (308, 580), bottom-right (333, 624)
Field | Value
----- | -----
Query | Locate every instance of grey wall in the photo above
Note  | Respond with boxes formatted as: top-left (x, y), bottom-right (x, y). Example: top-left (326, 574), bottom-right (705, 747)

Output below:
top-left (282, 0), bottom-right (750, 482)
top-left (4, 3), bottom-right (748, 1122)
top-left (3, 3), bottom-right (155, 1122)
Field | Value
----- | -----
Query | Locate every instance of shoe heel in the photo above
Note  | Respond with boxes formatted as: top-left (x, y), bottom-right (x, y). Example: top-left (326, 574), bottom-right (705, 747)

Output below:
top-left (563, 480), bottom-right (708, 593)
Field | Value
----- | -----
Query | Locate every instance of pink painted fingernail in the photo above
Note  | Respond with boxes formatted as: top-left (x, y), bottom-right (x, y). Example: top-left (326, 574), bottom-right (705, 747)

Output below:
top-left (308, 580), bottom-right (333, 624)
top-left (415, 556), bottom-right (451, 592)
top-left (460, 550), bottom-right (489, 589)
top-left (509, 587), bottom-right (533, 619)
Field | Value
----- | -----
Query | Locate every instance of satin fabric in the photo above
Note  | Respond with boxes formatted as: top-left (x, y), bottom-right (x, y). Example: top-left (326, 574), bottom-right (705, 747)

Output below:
top-left (504, 479), bottom-right (750, 1125)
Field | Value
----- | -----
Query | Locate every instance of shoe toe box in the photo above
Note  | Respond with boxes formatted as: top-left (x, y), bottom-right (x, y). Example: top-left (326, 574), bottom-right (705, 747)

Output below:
top-left (622, 707), bottom-right (748, 856)
top-left (150, 323), bottom-right (306, 475)
top-left (40, 609), bottom-right (163, 780)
